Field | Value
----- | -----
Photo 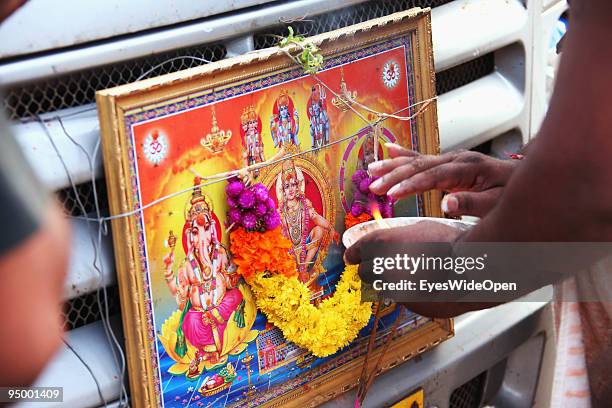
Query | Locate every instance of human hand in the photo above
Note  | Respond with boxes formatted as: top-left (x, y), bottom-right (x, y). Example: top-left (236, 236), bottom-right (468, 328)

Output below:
top-left (368, 144), bottom-right (518, 217)
top-left (344, 221), bottom-right (498, 318)
top-left (344, 220), bottom-right (462, 266)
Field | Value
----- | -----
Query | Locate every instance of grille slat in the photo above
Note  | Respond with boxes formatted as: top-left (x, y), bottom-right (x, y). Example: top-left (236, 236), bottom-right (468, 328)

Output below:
top-left (63, 285), bottom-right (121, 331)
top-left (449, 372), bottom-right (487, 408)
top-left (253, 0), bottom-right (454, 50)
top-left (4, 44), bottom-right (226, 120)
top-left (436, 53), bottom-right (495, 95)
top-left (57, 179), bottom-right (109, 217)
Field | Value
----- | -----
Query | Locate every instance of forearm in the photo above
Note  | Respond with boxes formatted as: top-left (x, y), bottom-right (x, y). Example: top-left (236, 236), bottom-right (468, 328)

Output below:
top-left (465, 10), bottom-right (612, 243)
top-left (0, 205), bottom-right (69, 386)
top-left (459, 10), bottom-right (612, 290)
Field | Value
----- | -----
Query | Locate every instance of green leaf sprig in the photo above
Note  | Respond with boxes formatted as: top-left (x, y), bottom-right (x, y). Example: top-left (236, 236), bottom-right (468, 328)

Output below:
top-left (277, 26), bottom-right (324, 74)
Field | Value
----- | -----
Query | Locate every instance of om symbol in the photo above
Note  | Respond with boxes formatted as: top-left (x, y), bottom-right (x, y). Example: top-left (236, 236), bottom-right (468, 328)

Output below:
top-left (143, 131), bottom-right (168, 165)
top-left (382, 60), bottom-right (400, 89)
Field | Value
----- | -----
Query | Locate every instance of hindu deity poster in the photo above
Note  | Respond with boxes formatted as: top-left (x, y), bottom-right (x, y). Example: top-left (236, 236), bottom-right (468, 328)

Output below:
top-left (97, 8), bottom-right (451, 408)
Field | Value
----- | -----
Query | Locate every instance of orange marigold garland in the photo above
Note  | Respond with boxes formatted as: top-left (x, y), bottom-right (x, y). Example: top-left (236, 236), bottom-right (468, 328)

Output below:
top-left (230, 227), bottom-right (297, 280)
top-left (345, 212), bottom-right (373, 230)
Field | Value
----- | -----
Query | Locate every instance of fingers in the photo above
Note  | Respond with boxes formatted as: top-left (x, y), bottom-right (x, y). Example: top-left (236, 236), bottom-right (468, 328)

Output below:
top-left (367, 156), bottom-right (412, 177)
top-left (369, 154), bottom-right (451, 195)
top-left (344, 240), bottom-right (362, 265)
top-left (383, 161), bottom-right (477, 199)
top-left (344, 229), bottom-right (392, 265)
top-left (385, 143), bottom-right (420, 158)
top-left (441, 187), bottom-right (504, 217)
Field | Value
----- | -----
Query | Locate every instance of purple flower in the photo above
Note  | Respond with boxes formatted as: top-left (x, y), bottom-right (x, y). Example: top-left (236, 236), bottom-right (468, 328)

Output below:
top-left (226, 181), bottom-right (244, 198)
top-left (254, 202), bottom-right (268, 217)
top-left (381, 202), bottom-right (393, 218)
top-left (242, 212), bottom-right (257, 230)
top-left (266, 197), bottom-right (277, 211)
top-left (359, 178), bottom-right (371, 194)
top-left (227, 196), bottom-right (237, 208)
top-left (238, 190), bottom-right (255, 209)
top-left (353, 189), bottom-right (366, 202)
top-left (350, 202), bottom-right (364, 217)
top-left (351, 169), bottom-right (368, 185)
top-left (252, 184), bottom-right (269, 203)
top-left (264, 212), bottom-right (281, 230)
top-left (227, 208), bottom-right (242, 224)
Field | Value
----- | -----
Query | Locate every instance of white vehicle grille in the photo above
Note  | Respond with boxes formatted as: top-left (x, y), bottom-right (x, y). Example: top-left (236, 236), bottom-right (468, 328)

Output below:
top-left (2, 0), bottom-right (565, 406)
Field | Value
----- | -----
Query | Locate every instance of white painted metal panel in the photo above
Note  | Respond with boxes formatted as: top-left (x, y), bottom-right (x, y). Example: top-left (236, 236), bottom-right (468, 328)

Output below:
top-left (0, 0), bottom-right (369, 86)
top-left (64, 219), bottom-right (115, 300)
top-left (530, 1), bottom-right (567, 138)
top-left (432, 0), bottom-right (528, 72)
top-left (0, 0), bottom-right (271, 59)
top-left (12, 107), bottom-right (101, 190)
top-left (438, 73), bottom-right (524, 152)
top-left (543, 0), bottom-right (565, 11)
top-left (17, 320), bottom-right (124, 408)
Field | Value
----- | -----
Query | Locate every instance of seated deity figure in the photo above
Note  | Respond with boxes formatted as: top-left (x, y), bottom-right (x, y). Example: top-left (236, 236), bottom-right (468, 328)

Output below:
top-left (358, 132), bottom-right (377, 171)
top-left (276, 160), bottom-right (339, 283)
top-left (163, 178), bottom-right (245, 379)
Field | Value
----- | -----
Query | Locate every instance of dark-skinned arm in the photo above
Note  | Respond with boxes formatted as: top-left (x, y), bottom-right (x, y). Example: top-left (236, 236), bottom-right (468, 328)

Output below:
top-left (467, 2), bottom-right (612, 243)
top-left (347, 2), bottom-right (612, 317)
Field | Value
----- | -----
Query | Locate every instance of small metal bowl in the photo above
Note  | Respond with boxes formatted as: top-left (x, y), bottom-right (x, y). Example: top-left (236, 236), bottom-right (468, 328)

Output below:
top-left (342, 216), bottom-right (475, 248)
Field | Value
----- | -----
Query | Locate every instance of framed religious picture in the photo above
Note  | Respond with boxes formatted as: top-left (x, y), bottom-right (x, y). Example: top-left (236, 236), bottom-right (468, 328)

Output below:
top-left (97, 7), bottom-right (451, 408)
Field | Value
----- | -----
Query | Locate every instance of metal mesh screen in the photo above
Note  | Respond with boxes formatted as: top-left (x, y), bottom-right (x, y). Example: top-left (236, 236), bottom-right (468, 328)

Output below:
top-left (56, 179), bottom-right (109, 216)
top-left (253, 0), bottom-right (454, 49)
top-left (3, 44), bottom-right (226, 120)
top-left (449, 372), bottom-right (487, 408)
top-left (63, 285), bottom-right (121, 330)
top-left (436, 53), bottom-right (495, 95)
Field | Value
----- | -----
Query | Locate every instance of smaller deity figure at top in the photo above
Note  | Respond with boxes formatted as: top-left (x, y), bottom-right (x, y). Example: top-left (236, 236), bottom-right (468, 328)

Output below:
top-left (270, 89), bottom-right (299, 148)
top-left (358, 132), bottom-right (377, 171)
top-left (307, 85), bottom-right (330, 149)
top-left (240, 105), bottom-right (265, 167)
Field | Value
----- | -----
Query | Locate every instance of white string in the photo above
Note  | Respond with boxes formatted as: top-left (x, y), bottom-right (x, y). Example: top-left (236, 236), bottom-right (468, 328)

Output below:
top-left (56, 117), bottom-right (127, 396)
top-left (135, 56), bottom-right (212, 82)
top-left (62, 338), bottom-right (108, 405)
top-left (71, 93), bottom-right (434, 225)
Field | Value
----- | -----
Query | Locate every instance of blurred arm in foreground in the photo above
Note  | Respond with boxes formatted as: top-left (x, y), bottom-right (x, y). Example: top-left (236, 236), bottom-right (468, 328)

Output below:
top-left (0, 0), bottom-right (70, 388)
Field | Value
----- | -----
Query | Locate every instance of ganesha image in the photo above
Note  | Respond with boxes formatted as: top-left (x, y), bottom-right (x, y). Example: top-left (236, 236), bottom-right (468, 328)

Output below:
top-left (158, 178), bottom-right (258, 379)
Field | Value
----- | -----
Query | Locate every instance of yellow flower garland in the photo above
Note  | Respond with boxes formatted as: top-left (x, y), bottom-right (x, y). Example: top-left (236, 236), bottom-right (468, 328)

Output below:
top-left (248, 265), bottom-right (373, 357)
top-left (230, 227), bottom-right (372, 357)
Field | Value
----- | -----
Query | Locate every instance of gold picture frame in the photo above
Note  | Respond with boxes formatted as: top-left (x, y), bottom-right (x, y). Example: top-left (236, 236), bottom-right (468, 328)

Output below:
top-left (96, 7), bottom-right (450, 408)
